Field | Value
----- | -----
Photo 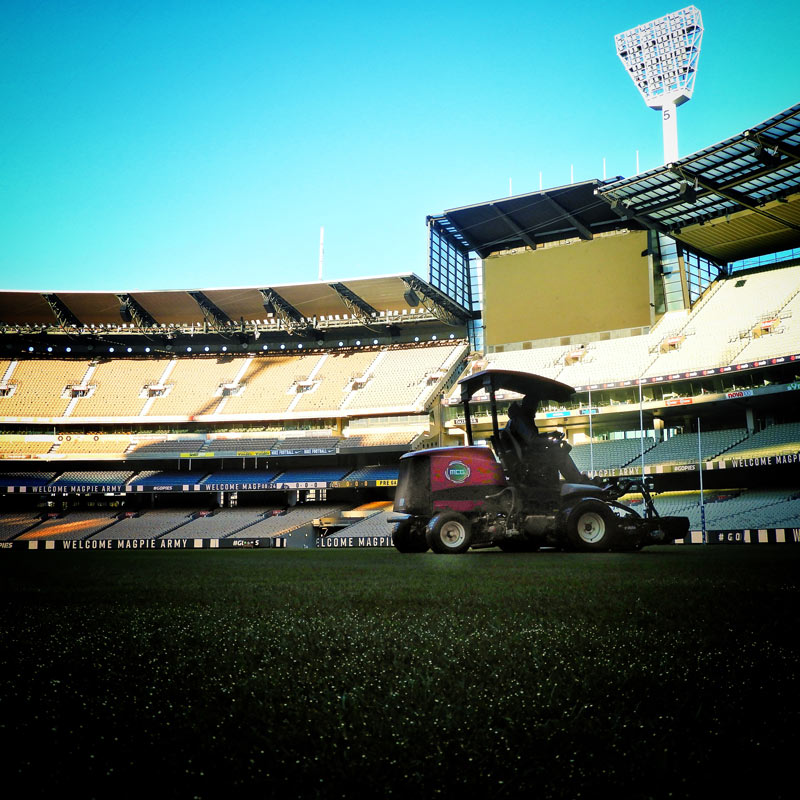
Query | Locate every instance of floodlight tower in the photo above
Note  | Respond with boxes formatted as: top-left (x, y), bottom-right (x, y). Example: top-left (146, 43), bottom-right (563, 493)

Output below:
top-left (615, 5), bottom-right (704, 164)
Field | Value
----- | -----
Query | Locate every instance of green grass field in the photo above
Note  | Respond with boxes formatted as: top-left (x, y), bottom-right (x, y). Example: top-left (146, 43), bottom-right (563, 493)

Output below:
top-left (1, 546), bottom-right (797, 798)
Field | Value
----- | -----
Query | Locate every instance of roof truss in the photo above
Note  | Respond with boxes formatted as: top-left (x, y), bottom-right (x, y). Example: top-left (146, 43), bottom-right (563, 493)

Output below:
top-left (669, 164), bottom-right (800, 234)
top-left (540, 194), bottom-right (593, 240)
top-left (187, 291), bottom-right (234, 331)
top-left (329, 282), bottom-right (378, 325)
top-left (401, 276), bottom-right (470, 327)
top-left (42, 293), bottom-right (82, 328)
top-left (487, 203), bottom-right (538, 249)
top-left (259, 288), bottom-right (306, 334)
top-left (116, 294), bottom-right (158, 329)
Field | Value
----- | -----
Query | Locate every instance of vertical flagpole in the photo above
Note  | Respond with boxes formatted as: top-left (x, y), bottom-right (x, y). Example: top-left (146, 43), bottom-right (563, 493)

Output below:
top-left (318, 226), bottom-right (324, 281)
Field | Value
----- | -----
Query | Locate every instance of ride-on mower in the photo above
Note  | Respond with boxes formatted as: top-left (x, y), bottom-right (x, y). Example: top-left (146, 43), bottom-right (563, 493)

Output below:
top-left (391, 369), bottom-right (689, 554)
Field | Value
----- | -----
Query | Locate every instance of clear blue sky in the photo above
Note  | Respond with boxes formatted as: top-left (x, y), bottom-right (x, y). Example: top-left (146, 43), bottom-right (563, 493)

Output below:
top-left (1, 0), bottom-right (798, 293)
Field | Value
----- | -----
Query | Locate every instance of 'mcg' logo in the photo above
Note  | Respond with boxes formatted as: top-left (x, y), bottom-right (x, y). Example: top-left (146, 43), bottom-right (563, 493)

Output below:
top-left (445, 460), bottom-right (470, 483)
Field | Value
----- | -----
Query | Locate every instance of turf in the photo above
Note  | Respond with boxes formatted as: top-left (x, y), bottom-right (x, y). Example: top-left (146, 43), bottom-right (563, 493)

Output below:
top-left (1, 546), bottom-right (797, 799)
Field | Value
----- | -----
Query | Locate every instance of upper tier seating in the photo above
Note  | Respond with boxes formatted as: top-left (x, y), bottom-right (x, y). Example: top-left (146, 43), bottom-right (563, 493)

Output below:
top-left (644, 266), bottom-right (800, 376)
top-left (734, 287), bottom-right (800, 363)
top-left (340, 432), bottom-right (418, 450)
top-left (220, 355), bottom-right (327, 415)
top-left (290, 350), bottom-right (379, 414)
top-left (0, 359), bottom-right (91, 417)
top-left (343, 344), bottom-right (466, 412)
top-left (71, 358), bottom-right (171, 417)
top-left (145, 357), bottom-right (244, 417)
top-left (0, 343), bottom-right (462, 422)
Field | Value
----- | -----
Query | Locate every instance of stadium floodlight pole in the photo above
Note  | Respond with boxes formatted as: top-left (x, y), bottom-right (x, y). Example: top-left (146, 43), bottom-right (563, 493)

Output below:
top-left (615, 5), bottom-right (704, 164)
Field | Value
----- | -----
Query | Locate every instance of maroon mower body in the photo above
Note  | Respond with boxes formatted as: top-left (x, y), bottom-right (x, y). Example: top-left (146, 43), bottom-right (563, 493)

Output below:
top-left (391, 368), bottom-right (689, 554)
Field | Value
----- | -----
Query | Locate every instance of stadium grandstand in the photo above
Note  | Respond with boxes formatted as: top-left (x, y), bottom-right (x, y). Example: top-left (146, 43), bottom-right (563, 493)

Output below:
top-left (2, 103), bottom-right (799, 548)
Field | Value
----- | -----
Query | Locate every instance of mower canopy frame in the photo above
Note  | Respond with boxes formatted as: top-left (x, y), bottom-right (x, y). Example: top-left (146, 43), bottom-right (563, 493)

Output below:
top-left (458, 369), bottom-right (575, 445)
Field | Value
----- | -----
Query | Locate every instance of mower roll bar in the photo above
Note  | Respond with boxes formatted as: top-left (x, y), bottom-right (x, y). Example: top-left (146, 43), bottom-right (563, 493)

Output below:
top-left (457, 369), bottom-right (575, 446)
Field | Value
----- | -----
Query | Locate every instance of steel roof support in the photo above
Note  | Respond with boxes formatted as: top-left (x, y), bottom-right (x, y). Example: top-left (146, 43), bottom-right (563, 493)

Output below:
top-left (541, 194), bottom-right (593, 240)
top-left (744, 131), bottom-right (800, 162)
top-left (42, 294), bottom-right (82, 328)
top-left (400, 276), bottom-right (468, 327)
top-left (116, 294), bottom-right (158, 329)
top-left (329, 283), bottom-right (378, 326)
top-left (669, 166), bottom-right (800, 233)
top-left (187, 291), bottom-right (234, 331)
top-left (259, 288), bottom-right (305, 334)
top-left (488, 203), bottom-right (538, 249)
top-left (600, 195), bottom-right (724, 267)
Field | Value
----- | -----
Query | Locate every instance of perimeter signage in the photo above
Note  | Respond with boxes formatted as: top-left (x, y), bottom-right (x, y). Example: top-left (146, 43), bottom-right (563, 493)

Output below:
top-left (0, 477), bottom-right (399, 494)
top-left (4, 538), bottom-right (286, 550)
top-left (5, 484), bottom-right (126, 494)
top-left (316, 536), bottom-right (393, 548)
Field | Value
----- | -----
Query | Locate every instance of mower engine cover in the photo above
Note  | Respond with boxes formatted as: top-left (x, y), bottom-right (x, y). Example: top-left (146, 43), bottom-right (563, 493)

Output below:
top-left (393, 446), bottom-right (505, 517)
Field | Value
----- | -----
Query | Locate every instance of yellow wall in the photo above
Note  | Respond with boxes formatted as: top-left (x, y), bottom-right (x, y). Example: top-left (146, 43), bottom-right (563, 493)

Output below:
top-left (483, 231), bottom-right (651, 347)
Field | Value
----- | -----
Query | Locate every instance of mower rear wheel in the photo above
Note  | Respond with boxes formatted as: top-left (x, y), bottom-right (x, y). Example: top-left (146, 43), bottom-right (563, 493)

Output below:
top-left (426, 512), bottom-right (473, 554)
top-left (392, 520), bottom-right (428, 553)
top-left (564, 499), bottom-right (617, 552)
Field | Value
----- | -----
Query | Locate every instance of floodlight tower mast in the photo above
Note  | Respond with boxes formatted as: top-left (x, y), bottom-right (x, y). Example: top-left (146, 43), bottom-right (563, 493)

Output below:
top-left (615, 5), bottom-right (704, 164)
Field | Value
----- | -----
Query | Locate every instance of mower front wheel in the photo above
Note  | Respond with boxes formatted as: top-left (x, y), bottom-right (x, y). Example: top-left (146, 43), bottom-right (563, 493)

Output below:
top-left (563, 499), bottom-right (617, 552)
top-left (426, 512), bottom-right (473, 554)
top-left (392, 519), bottom-right (428, 553)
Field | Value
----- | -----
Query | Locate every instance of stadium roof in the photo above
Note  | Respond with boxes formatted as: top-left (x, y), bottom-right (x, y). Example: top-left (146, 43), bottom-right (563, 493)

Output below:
top-left (0, 273), bottom-right (471, 329)
top-left (596, 103), bottom-right (800, 264)
top-left (436, 103), bottom-right (800, 265)
top-left (434, 180), bottom-right (631, 259)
